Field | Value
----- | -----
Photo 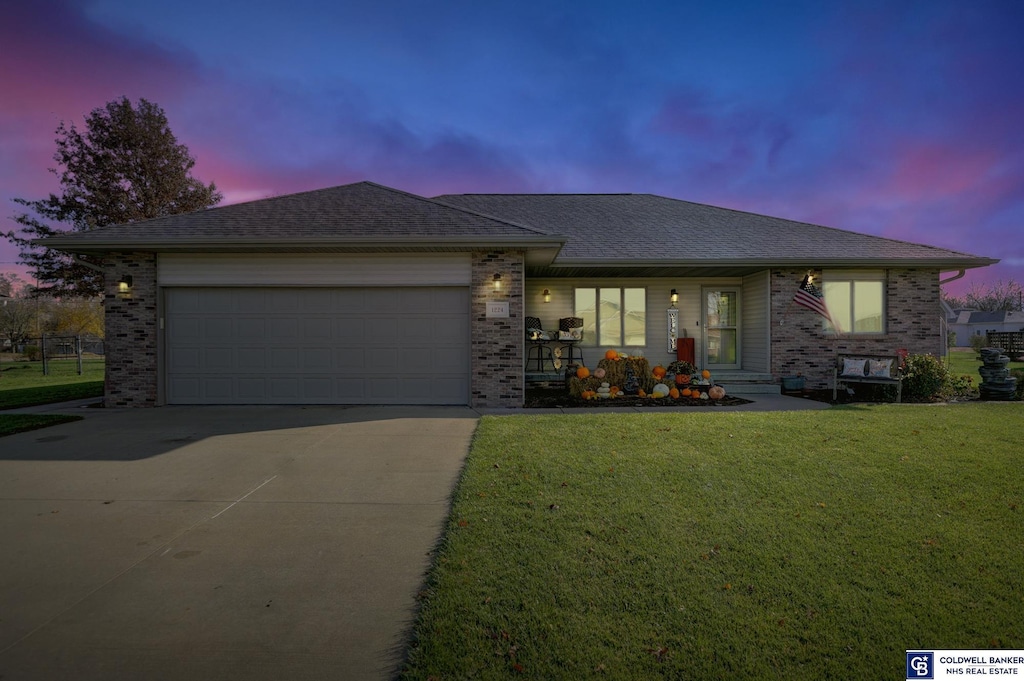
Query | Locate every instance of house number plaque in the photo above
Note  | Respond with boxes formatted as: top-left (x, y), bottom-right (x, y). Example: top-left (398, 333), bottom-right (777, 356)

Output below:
top-left (667, 308), bottom-right (679, 352)
top-left (486, 301), bottom-right (509, 318)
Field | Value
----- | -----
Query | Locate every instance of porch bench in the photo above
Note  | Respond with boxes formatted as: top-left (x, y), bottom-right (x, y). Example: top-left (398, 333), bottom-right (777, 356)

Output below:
top-left (832, 354), bottom-right (903, 403)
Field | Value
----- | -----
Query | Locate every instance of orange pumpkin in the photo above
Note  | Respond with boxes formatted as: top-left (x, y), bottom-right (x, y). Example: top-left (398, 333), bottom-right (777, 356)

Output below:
top-left (681, 388), bottom-right (692, 397)
top-left (605, 349), bottom-right (619, 361)
top-left (701, 369), bottom-right (712, 379)
top-left (652, 365), bottom-right (666, 378)
top-left (669, 388), bottom-right (680, 399)
top-left (638, 389), bottom-right (647, 397)
top-left (576, 366), bottom-right (590, 379)
top-left (675, 374), bottom-right (691, 385)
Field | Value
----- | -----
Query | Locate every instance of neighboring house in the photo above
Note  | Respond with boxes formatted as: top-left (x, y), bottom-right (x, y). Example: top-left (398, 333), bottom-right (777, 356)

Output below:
top-left (949, 310), bottom-right (1024, 347)
top-left (41, 181), bottom-right (997, 408)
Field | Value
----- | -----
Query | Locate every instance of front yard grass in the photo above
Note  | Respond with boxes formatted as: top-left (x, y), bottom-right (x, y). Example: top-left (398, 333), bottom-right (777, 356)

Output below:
top-left (0, 358), bottom-right (104, 409)
top-left (402, 404), bottom-right (1023, 679)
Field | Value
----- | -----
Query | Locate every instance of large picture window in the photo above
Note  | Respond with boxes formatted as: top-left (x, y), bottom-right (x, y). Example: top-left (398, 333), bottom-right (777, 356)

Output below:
top-left (823, 271), bottom-right (886, 334)
top-left (574, 287), bottom-right (646, 346)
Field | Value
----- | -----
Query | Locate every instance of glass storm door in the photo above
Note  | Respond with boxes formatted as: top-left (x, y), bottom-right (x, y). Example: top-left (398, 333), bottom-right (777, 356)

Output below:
top-left (703, 289), bottom-right (739, 369)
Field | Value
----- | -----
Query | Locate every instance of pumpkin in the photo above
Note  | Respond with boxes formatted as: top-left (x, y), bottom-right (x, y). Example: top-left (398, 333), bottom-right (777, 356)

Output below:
top-left (638, 389), bottom-right (647, 398)
top-left (701, 369), bottom-right (712, 379)
top-left (605, 349), bottom-right (619, 360)
top-left (609, 386), bottom-right (620, 395)
top-left (681, 388), bottom-right (692, 398)
top-left (651, 383), bottom-right (670, 398)
top-left (652, 365), bottom-right (666, 378)
top-left (669, 388), bottom-right (680, 399)
top-left (677, 373), bottom-right (691, 384)
top-left (582, 390), bottom-right (596, 399)
top-left (576, 366), bottom-right (590, 379)
top-left (708, 385), bottom-right (726, 400)
top-left (593, 367), bottom-right (606, 379)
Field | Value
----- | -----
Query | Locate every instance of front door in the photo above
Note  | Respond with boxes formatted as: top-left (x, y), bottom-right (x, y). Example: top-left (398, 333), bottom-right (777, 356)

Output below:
top-left (703, 288), bottom-right (740, 369)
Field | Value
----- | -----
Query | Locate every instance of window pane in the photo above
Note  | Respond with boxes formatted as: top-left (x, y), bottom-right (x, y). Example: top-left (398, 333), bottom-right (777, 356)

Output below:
top-left (598, 288), bottom-right (622, 346)
top-left (574, 288), bottom-right (597, 346)
top-left (854, 281), bottom-right (884, 332)
top-left (623, 288), bottom-right (646, 346)
top-left (823, 281), bottom-right (852, 333)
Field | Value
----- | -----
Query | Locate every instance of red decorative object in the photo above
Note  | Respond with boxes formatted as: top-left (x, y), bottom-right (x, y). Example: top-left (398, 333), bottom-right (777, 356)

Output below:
top-left (676, 337), bottom-right (695, 364)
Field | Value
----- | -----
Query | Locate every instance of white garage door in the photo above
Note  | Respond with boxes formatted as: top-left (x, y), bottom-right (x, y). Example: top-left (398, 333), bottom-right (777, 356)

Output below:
top-left (165, 287), bottom-right (470, 405)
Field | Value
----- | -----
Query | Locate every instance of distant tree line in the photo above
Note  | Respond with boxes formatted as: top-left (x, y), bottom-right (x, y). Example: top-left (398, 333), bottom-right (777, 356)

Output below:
top-left (943, 280), bottom-right (1024, 312)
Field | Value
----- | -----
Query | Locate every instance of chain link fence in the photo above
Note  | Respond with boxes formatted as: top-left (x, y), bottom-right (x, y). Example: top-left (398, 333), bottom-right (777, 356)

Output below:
top-left (0, 335), bottom-right (105, 375)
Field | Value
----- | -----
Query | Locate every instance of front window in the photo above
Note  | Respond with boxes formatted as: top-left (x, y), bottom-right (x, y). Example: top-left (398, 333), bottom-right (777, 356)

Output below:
top-left (823, 271), bottom-right (885, 334)
top-left (574, 287), bottom-right (646, 346)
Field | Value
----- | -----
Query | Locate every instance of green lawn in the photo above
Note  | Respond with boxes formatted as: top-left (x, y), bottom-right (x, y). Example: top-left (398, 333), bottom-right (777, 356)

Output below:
top-left (402, 405), bottom-right (1024, 680)
top-left (946, 348), bottom-right (1024, 383)
top-left (0, 358), bottom-right (104, 409)
top-left (0, 414), bottom-right (83, 437)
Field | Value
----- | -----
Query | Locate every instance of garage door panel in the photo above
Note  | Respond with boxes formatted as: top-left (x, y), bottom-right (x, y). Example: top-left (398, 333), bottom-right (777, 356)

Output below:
top-left (237, 349), bottom-right (266, 371)
top-left (238, 378), bottom-right (267, 399)
top-left (234, 290), bottom-right (267, 312)
top-left (204, 347), bottom-right (233, 369)
top-left (166, 287), bottom-right (469, 405)
top-left (303, 318), bottom-right (332, 338)
top-left (169, 349), bottom-right (201, 372)
top-left (269, 318), bottom-right (299, 339)
top-left (236, 318), bottom-right (266, 337)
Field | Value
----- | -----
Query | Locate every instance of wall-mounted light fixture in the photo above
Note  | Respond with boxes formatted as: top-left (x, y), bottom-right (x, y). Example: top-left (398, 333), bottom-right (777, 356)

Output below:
top-left (670, 288), bottom-right (679, 306)
top-left (493, 273), bottom-right (502, 290)
top-left (117, 274), bottom-right (134, 298)
top-left (542, 288), bottom-right (551, 303)
top-left (806, 271), bottom-right (815, 283)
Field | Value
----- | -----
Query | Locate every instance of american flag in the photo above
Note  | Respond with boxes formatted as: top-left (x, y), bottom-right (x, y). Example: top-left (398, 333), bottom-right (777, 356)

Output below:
top-left (793, 274), bottom-right (841, 333)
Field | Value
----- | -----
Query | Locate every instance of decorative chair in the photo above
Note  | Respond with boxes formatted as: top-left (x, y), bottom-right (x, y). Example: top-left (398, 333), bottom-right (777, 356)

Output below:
top-left (525, 316), bottom-right (556, 372)
top-left (558, 317), bottom-right (584, 366)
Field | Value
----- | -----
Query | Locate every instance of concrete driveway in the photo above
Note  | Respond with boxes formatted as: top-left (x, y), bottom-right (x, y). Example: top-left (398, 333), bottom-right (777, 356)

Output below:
top-left (0, 405), bottom-right (478, 681)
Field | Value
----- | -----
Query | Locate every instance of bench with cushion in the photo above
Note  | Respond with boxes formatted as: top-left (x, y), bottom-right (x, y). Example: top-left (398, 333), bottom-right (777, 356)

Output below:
top-left (832, 354), bottom-right (903, 403)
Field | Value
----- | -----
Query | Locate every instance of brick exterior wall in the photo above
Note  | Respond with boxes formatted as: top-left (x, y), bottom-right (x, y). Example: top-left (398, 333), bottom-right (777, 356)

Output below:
top-left (770, 268), bottom-right (942, 388)
top-left (470, 250), bottom-right (524, 408)
top-left (103, 252), bottom-right (158, 407)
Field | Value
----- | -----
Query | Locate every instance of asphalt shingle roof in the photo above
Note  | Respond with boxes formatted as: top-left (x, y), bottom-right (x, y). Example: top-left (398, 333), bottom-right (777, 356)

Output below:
top-left (42, 181), bottom-right (554, 249)
top-left (434, 193), bottom-right (993, 266)
top-left (41, 180), bottom-right (996, 270)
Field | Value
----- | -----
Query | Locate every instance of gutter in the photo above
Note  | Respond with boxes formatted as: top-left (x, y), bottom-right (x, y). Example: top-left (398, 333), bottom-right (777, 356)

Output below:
top-left (939, 269), bottom-right (967, 285)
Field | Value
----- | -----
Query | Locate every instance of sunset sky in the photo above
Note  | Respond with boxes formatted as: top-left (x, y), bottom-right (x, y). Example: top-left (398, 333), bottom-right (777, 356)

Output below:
top-left (2, 0), bottom-right (1022, 296)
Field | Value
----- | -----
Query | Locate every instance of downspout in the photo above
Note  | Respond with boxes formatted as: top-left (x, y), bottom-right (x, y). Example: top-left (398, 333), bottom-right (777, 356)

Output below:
top-left (939, 269), bottom-right (966, 286)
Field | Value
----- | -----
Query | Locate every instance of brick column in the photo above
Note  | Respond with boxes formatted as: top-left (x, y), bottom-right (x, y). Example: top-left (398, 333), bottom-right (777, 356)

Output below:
top-left (103, 252), bottom-right (158, 407)
top-left (770, 268), bottom-right (942, 388)
top-left (470, 250), bottom-right (524, 408)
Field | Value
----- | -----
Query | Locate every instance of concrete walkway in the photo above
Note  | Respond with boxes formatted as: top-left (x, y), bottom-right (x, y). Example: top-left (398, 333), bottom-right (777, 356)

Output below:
top-left (0, 405), bottom-right (478, 681)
